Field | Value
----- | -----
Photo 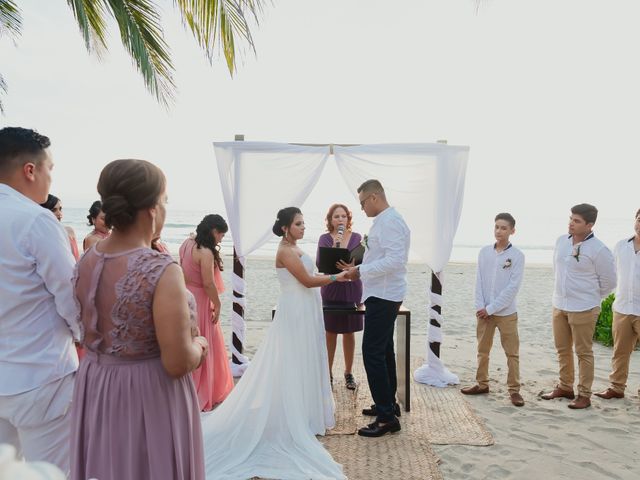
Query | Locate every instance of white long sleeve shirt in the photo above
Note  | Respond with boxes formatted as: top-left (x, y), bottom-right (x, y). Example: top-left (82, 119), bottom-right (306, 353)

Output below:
top-left (552, 233), bottom-right (616, 312)
top-left (475, 243), bottom-right (525, 316)
top-left (359, 207), bottom-right (410, 302)
top-left (0, 184), bottom-right (79, 395)
top-left (613, 237), bottom-right (640, 316)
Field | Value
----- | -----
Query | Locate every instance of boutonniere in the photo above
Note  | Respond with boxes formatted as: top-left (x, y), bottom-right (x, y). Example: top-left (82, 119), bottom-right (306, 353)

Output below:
top-left (502, 258), bottom-right (512, 269)
top-left (572, 243), bottom-right (582, 262)
top-left (361, 234), bottom-right (369, 249)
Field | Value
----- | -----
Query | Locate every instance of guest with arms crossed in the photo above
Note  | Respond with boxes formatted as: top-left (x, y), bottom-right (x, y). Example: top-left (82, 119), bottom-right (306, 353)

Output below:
top-left (461, 213), bottom-right (525, 407)
top-left (0, 127), bottom-right (80, 473)
top-left (344, 179), bottom-right (410, 437)
top-left (316, 203), bottom-right (364, 390)
top-left (595, 208), bottom-right (640, 400)
top-left (40, 193), bottom-right (80, 260)
top-left (82, 200), bottom-right (110, 251)
top-left (541, 203), bottom-right (616, 409)
top-left (70, 159), bottom-right (208, 480)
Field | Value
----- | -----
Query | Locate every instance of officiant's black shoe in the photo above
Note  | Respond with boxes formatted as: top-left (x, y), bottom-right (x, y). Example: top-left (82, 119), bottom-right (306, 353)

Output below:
top-left (357, 419), bottom-right (401, 438)
top-left (362, 403), bottom-right (401, 417)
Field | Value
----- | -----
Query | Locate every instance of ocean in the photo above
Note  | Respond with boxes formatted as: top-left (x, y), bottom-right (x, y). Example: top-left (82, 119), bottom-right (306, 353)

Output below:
top-left (61, 207), bottom-right (634, 266)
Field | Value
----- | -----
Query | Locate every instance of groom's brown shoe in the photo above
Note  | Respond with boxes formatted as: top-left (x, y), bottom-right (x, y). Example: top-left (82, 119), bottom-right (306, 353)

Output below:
top-left (460, 385), bottom-right (489, 395)
top-left (594, 388), bottom-right (624, 400)
top-left (540, 386), bottom-right (575, 400)
top-left (567, 396), bottom-right (591, 409)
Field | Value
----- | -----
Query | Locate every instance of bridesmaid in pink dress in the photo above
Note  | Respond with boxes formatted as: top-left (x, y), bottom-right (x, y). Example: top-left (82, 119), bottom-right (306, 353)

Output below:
top-left (179, 214), bottom-right (234, 411)
top-left (83, 200), bottom-right (111, 252)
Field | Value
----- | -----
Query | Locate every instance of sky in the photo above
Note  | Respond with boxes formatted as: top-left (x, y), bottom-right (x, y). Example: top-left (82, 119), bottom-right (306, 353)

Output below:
top-left (1, 0), bottom-right (639, 250)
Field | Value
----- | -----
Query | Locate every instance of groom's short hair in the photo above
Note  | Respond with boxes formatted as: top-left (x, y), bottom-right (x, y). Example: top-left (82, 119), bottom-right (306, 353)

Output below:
top-left (357, 179), bottom-right (385, 196)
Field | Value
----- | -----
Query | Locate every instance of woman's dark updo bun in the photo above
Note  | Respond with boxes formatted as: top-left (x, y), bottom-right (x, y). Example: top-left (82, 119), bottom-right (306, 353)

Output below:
top-left (97, 159), bottom-right (166, 230)
top-left (272, 207), bottom-right (302, 236)
top-left (86, 200), bottom-right (102, 226)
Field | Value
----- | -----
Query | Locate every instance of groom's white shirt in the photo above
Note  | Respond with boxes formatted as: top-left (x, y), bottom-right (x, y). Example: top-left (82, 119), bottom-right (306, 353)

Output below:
top-left (359, 206), bottom-right (410, 302)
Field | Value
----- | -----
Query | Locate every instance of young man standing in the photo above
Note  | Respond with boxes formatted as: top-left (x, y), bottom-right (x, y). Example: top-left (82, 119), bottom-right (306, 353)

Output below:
top-left (0, 127), bottom-right (80, 472)
top-left (541, 203), bottom-right (616, 409)
top-left (461, 213), bottom-right (525, 407)
top-left (594, 209), bottom-right (640, 400)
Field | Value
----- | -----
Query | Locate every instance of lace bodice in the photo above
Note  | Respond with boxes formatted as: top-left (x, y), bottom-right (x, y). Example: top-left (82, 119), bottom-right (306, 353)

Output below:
top-left (74, 247), bottom-right (197, 358)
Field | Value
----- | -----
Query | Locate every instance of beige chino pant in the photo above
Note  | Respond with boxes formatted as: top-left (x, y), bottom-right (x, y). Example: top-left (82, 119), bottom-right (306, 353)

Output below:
top-left (475, 313), bottom-right (520, 393)
top-left (608, 312), bottom-right (640, 394)
top-left (552, 307), bottom-right (600, 397)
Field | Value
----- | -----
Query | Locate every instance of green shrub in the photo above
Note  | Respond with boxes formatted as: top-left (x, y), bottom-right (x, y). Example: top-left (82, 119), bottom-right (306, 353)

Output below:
top-left (593, 293), bottom-right (615, 346)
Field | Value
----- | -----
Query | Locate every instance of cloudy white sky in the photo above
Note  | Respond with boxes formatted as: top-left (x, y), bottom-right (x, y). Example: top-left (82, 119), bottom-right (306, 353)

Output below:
top-left (1, 0), bottom-right (638, 249)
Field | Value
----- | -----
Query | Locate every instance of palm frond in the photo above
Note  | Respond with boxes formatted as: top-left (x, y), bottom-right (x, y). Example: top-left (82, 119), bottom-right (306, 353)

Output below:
top-left (0, 72), bottom-right (7, 114)
top-left (106, 0), bottom-right (176, 106)
top-left (175, 0), bottom-right (264, 74)
top-left (66, 0), bottom-right (108, 56)
top-left (0, 0), bottom-right (22, 40)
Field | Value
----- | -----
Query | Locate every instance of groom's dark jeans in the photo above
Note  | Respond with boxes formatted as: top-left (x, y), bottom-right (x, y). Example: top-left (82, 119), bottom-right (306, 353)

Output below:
top-left (363, 296), bottom-right (402, 423)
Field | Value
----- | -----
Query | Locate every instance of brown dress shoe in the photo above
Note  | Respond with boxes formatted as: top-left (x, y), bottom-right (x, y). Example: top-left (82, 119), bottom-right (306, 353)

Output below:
top-left (460, 385), bottom-right (489, 395)
top-left (568, 395), bottom-right (591, 409)
top-left (594, 388), bottom-right (624, 399)
top-left (510, 392), bottom-right (525, 407)
top-left (540, 387), bottom-right (575, 400)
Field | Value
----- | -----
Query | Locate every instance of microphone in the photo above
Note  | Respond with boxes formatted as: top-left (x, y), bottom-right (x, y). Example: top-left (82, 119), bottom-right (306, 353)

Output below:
top-left (336, 224), bottom-right (345, 248)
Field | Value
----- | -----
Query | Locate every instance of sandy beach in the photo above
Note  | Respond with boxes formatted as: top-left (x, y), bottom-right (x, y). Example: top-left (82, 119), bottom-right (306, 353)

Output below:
top-left (215, 257), bottom-right (640, 480)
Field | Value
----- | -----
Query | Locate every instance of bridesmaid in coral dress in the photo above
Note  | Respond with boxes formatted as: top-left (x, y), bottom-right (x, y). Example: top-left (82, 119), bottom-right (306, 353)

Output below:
top-left (179, 214), bottom-right (234, 411)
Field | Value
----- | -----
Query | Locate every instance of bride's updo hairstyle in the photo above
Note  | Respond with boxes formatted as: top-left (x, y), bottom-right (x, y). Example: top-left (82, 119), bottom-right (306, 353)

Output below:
top-left (97, 159), bottom-right (166, 230)
top-left (272, 207), bottom-right (302, 237)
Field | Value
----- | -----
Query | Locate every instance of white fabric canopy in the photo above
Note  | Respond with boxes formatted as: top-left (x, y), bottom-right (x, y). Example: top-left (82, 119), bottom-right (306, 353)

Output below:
top-left (213, 141), bottom-right (469, 381)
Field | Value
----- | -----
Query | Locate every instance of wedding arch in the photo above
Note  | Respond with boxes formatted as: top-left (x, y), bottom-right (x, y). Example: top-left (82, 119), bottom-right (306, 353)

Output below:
top-left (214, 140), bottom-right (469, 387)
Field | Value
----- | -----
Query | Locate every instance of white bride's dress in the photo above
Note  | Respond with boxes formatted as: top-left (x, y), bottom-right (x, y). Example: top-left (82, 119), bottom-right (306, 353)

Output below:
top-left (202, 254), bottom-right (346, 480)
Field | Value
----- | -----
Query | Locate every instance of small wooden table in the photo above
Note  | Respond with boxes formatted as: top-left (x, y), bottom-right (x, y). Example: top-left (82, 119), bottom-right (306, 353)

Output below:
top-left (271, 304), bottom-right (411, 412)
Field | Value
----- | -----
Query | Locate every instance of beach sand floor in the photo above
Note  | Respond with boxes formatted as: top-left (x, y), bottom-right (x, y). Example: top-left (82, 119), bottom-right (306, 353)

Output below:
top-left (216, 257), bottom-right (640, 480)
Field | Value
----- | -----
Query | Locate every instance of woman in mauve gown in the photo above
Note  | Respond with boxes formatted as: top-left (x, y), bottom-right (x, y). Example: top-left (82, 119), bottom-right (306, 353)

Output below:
top-left (82, 200), bottom-right (110, 252)
top-left (70, 159), bottom-right (208, 480)
top-left (179, 214), bottom-right (234, 411)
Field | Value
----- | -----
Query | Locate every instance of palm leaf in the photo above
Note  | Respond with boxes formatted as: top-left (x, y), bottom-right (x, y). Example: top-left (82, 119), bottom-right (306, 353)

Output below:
top-left (106, 0), bottom-right (176, 105)
top-left (0, 72), bottom-right (7, 113)
top-left (66, 0), bottom-right (108, 57)
top-left (0, 0), bottom-right (21, 40)
top-left (174, 0), bottom-right (263, 74)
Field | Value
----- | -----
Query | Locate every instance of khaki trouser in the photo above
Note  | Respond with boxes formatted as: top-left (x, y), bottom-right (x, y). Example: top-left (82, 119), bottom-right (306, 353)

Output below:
top-left (476, 313), bottom-right (520, 393)
top-left (609, 312), bottom-right (640, 394)
top-left (552, 307), bottom-right (600, 397)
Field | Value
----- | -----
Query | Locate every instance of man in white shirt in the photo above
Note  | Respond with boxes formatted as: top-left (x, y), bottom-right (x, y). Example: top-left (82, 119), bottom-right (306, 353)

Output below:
top-left (0, 127), bottom-right (80, 472)
top-left (541, 203), bottom-right (616, 409)
top-left (344, 179), bottom-right (410, 437)
top-left (461, 213), bottom-right (525, 407)
top-left (594, 209), bottom-right (640, 400)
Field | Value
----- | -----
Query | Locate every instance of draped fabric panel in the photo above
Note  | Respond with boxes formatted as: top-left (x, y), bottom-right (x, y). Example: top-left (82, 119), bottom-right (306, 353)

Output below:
top-left (333, 143), bottom-right (469, 273)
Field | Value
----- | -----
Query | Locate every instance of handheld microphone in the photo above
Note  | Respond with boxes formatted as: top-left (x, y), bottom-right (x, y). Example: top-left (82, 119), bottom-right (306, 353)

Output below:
top-left (336, 224), bottom-right (345, 248)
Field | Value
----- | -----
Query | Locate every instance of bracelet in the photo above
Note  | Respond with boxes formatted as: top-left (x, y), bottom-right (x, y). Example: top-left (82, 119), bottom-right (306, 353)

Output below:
top-left (329, 274), bottom-right (337, 282)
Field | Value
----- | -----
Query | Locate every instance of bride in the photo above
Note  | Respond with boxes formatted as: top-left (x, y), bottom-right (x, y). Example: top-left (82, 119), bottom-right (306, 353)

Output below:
top-left (202, 207), bottom-right (348, 480)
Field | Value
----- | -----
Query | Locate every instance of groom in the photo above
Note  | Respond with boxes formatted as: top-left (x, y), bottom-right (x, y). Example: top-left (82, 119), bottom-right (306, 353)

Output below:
top-left (344, 179), bottom-right (410, 437)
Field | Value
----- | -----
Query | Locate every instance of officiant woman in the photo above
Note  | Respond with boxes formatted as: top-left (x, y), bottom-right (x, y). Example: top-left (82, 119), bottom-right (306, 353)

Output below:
top-left (316, 203), bottom-right (363, 390)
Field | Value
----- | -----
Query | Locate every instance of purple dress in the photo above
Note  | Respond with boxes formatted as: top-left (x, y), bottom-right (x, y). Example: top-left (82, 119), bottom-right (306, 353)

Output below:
top-left (316, 232), bottom-right (364, 333)
top-left (70, 248), bottom-right (204, 480)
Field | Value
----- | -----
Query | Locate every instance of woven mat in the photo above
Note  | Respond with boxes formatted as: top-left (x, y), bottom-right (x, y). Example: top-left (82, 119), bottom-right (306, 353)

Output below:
top-left (327, 380), bottom-right (358, 435)
top-left (321, 433), bottom-right (443, 480)
top-left (349, 357), bottom-right (494, 446)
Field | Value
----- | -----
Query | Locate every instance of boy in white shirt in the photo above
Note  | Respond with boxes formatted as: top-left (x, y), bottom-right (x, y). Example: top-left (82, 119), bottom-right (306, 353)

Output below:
top-left (541, 203), bottom-right (616, 409)
top-left (595, 208), bottom-right (640, 400)
top-left (461, 213), bottom-right (525, 407)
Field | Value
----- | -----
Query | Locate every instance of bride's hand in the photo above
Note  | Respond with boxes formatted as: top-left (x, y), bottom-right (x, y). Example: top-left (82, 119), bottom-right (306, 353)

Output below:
top-left (334, 271), bottom-right (351, 282)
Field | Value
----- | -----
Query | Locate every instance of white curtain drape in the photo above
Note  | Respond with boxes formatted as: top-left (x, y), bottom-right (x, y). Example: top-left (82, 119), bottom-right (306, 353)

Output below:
top-left (213, 141), bottom-right (469, 382)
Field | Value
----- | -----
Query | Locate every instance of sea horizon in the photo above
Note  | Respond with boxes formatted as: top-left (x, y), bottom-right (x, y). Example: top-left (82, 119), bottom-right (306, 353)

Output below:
top-left (61, 206), bottom-right (634, 267)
